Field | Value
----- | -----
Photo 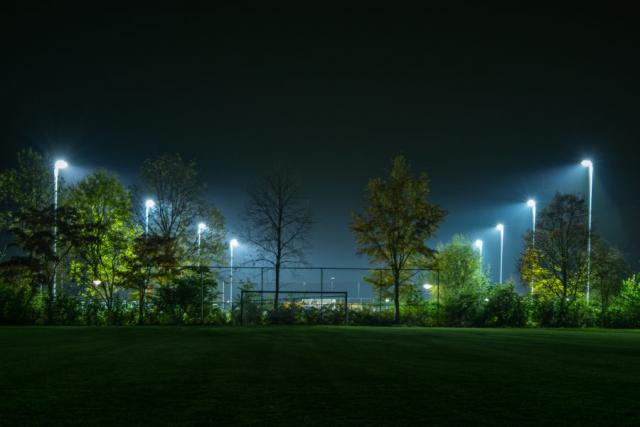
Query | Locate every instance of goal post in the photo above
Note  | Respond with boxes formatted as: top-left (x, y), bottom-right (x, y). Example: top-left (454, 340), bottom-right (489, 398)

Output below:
top-left (240, 290), bottom-right (348, 325)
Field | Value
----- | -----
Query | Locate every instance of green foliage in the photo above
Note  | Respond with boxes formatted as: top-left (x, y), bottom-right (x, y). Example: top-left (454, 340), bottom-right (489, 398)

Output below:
top-left (481, 283), bottom-right (526, 327)
top-left (520, 193), bottom-right (590, 324)
top-left (352, 156), bottom-right (445, 322)
top-left (607, 275), bottom-right (640, 327)
top-left (155, 273), bottom-right (218, 324)
top-left (0, 281), bottom-right (39, 324)
top-left (436, 234), bottom-right (488, 299)
top-left (66, 170), bottom-right (138, 313)
top-left (0, 148), bottom-right (52, 230)
top-left (442, 292), bottom-right (482, 327)
top-left (591, 241), bottom-right (629, 317)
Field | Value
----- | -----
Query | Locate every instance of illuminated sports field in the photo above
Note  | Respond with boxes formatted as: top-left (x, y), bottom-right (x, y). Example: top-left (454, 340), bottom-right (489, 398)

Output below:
top-left (1, 327), bottom-right (639, 426)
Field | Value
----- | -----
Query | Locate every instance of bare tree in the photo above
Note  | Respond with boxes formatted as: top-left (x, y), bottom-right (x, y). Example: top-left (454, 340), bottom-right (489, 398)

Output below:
top-left (244, 168), bottom-right (313, 309)
top-left (137, 154), bottom-right (225, 266)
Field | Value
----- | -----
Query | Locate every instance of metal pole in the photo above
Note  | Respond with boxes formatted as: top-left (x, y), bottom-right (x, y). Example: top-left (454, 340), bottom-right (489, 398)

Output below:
top-left (53, 167), bottom-right (59, 299)
top-left (260, 267), bottom-right (264, 309)
top-left (198, 229), bottom-right (203, 323)
top-left (531, 203), bottom-right (536, 247)
top-left (499, 227), bottom-right (504, 283)
top-left (437, 270), bottom-right (440, 325)
top-left (240, 290), bottom-right (244, 326)
top-left (201, 268), bottom-right (204, 323)
top-left (145, 205), bottom-right (150, 235)
top-left (229, 248), bottom-right (233, 305)
top-left (586, 164), bottom-right (593, 304)
top-left (378, 270), bottom-right (382, 313)
top-left (320, 268), bottom-right (324, 314)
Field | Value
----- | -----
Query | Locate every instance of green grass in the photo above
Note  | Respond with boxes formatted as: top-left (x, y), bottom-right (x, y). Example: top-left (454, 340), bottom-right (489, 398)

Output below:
top-left (1, 327), bottom-right (639, 426)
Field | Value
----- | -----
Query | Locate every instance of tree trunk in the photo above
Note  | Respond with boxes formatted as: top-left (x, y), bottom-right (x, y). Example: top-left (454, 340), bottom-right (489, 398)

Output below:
top-left (274, 262), bottom-right (281, 310)
top-left (138, 285), bottom-right (145, 325)
top-left (393, 271), bottom-right (401, 323)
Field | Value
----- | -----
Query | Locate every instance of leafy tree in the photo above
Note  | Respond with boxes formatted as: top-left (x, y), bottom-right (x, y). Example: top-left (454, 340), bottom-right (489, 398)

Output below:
top-left (0, 148), bottom-right (55, 298)
top-left (363, 264), bottom-right (428, 306)
top-left (352, 156), bottom-right (445, 323)
top-left (0, 148), bottom-right (52, 229)
top-left (608, 274), bottom-right (640, 327)
top-left (137, 154), bottom-right (226, 268)
top-left (591, 240), bottom-right (629, 321)
top-left (436, 235), bottom-right (487, 300)
top-left (244, 167), bottom-right (313, 309)
top-left (0, 206), bottom-right (83, 322)
top-left (520, 193), bottom-right (589, 325)
top-left (124, 234), bottom-right (180, 324)
top-left (65, 171), bottom-right (138, 319)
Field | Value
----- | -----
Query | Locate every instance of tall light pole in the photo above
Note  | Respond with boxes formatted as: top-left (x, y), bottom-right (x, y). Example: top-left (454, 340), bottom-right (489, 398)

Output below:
top-left (144, 199), bottom-right (155, 235)
top-left (581, 159), bottom-right (594, 303)
top-left (527, 199), bottom-right (536, 246)
top-left (496, 223), bottom-right (504, 283)
top-left (474, 239), bottom-right (483, 259)
top-left (197, 222), bottom-right (207, 252)
top-left (53, 159), bottom-right (68, 298)
top-left (197, 222), bottom-right (207, 322)
top-left (422, 283), bottom-right (433, 301)
top-left (229, 238), bottom-right (239, 308)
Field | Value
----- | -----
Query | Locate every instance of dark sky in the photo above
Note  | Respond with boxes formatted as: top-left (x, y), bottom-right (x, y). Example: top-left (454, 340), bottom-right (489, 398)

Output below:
top-left (1, 5), bottom-right (639, 287)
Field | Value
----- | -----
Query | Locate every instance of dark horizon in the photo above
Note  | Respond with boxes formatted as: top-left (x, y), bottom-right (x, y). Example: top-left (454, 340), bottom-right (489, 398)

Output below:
top-left (2, 5), bottom-right (639, 283)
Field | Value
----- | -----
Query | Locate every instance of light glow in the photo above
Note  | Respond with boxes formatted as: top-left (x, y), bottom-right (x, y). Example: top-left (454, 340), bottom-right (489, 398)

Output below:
top-left (92, 280), bottom-right (102, 286)
top-left (474, 239), bottom-right (483, 250)
top-left (527, 199), bottom-right (536, 207)
top-left (496, 223), bottom-right (504, 231)
top-left (54, 159), bottom-right (68, 170)
top-left (581, 159), bottom-right (593, 168)
top-left (423, 283), bottom-right (433, 290)
top-left (198, 222), bottom-right (207, 233)
top-left (230, 238), bottom-right (239, 248)
top-left (145, 199), bottom-right (155, 209)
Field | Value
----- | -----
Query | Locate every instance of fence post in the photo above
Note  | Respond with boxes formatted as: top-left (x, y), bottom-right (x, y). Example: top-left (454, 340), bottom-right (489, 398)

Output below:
top-left (200, 267), bottom-right (204, 324)
top-left (320, 268), bottom-right (324, 316)
top-left (260, 267), bottom-right (264, 310)
top-left (344, 292), bottom-right (348, 325)
top-left (240, 290), bottom-right (244, 326)
top-left (436, 269), bottom-right (440, 326)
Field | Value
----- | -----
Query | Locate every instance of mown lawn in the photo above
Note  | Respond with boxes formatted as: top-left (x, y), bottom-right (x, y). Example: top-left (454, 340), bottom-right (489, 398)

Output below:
top-left (1, 326), bottom-right (639, 426)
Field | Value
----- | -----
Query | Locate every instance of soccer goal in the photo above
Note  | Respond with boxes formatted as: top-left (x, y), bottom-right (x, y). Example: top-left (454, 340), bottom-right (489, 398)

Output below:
top-left (239, 290), bottom-right (348, 325)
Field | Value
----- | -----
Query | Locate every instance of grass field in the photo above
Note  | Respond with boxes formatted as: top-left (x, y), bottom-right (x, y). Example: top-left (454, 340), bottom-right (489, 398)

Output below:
top-left (1, 327), bottom-right (639, 426)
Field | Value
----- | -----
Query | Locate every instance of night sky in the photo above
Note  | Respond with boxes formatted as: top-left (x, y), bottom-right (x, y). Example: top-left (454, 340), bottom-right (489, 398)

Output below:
top-left (1, 5), bottom-right (639, 287)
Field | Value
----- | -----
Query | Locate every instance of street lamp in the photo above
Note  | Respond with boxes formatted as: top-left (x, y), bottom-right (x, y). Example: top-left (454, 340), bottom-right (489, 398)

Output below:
top-left (331, 276), bottom-right (335, 291)
top-left (229, 238), bottom-right (239, 308)
top-left (197, 222), bottom-right (207, 250)
top-left (496, 223), bottom-right (504, 283)
top-left (197, 223), bottom-right (208, 322)
top-left (53, 159), bottom-right (69, 298)
top-left (92, 279), bottom-right (102, 286)
top-left (474, 239), bottom-right (483, 258)
top-left (527, 199), bottom-right (536, 246)
top-left (144, 199), bottom-right (155, 235)
top-left (581, 159), bottom-right (593, 304)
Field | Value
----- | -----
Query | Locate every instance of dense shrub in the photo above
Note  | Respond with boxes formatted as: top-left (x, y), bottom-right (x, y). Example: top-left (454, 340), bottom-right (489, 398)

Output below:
top-left (443, 292), bottom-right (482, 326)
top-left (0, 283), bottom-right (39, 325)
top-left (481, 284), bottom-right (526, 327)
top-left (605, 275), bottom-right (640, 327)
